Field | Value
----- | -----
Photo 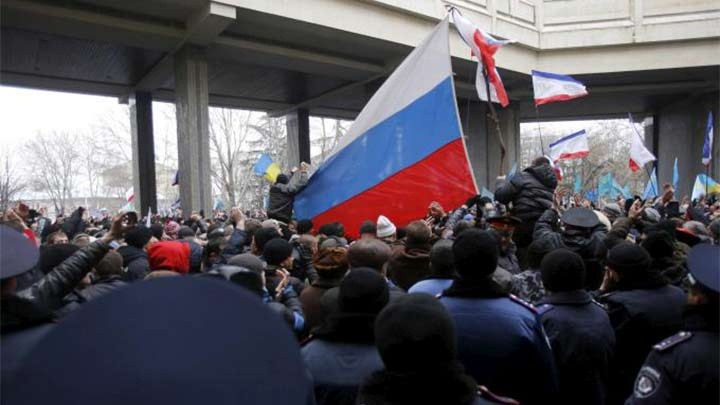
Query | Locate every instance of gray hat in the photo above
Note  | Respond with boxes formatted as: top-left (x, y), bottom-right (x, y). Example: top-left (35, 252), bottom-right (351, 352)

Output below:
top-left (602, 203), bottom-right (622, 218)
top-left (562, 207), bottom-right (600, 228)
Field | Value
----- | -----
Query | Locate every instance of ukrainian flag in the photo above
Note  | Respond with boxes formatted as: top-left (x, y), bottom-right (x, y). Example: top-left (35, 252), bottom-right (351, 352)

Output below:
top-left (253, 154), bottom-right (282, 182)
top-left (692, 174), bottom-right (720, 200)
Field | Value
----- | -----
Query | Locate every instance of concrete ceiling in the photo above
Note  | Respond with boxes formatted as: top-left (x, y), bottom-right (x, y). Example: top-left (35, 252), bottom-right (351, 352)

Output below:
top-left (1, 0), bottom-right (717, 120)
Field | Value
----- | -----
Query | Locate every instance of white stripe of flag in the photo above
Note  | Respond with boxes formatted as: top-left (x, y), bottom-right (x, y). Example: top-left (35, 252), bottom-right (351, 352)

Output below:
top-left (548, 130), bottom-right (589, 162)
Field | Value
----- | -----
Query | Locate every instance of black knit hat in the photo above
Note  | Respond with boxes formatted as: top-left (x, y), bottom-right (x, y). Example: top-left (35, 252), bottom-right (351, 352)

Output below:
top-left (540, 249), bottom-right (586, 292)
top-left (254, 227), bottom-right (282, 252)
top-left (178, 226), bottom-right (195, 239)
top-left (124, 226), bottom-right (152, 249)
top-left (374, 294), bottom-right (456, 373)
top-left (641, 231), bottom-right (674, 259)
top-left (452, 229), bottom-right (498, 279)
top-left (150, 223), bottom-right (164, 241)
top-left (263, 238), bottom-right (293, 266)
top-left (606, 243), bottom-right (651, 274)
top-left (339, 268), bottom-right (389, 314)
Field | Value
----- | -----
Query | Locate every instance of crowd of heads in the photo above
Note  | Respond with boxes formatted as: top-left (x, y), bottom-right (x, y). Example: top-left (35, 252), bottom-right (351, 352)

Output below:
top-left (1, 156), bottom-right (719, 405)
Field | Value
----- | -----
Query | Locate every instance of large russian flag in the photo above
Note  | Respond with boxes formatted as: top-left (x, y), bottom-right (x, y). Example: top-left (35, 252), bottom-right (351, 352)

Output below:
top-left (294, 18), bottom-right (477, 237)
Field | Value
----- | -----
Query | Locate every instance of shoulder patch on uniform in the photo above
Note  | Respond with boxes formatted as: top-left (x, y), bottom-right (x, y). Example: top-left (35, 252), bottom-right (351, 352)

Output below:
top-left (633, 366), bottom-right (662, 399)
top-left (653, 331), bottom-right (693, 352)
top-left (508, 294), bottom-right (537, 313)
top-left (477, 385), bottom-right (519, 404)
top-left (536, 303), bottom-right (554, 316)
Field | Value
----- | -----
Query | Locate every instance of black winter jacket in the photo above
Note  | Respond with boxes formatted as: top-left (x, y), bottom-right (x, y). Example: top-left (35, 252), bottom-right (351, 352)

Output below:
top-left (117, 245), bottom-right (150, 282)
top-left (495, 165), bottom-right (557, 221)
top-left (57, 276), bottom-right (128, 317)
top-left (268, 171), bottom-right (309, 223)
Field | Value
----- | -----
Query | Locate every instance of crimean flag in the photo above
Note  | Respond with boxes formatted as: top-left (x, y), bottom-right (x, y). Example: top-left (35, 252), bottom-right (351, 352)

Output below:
top-left (548, 130), bottom-right (589, 162)
top-left (532, 70), bottom-right (588, 106)
top-left (702, 111), bottom-right (714, 166)
top-left (628, 113), bottom-right (656, 172)
top-left (253, 154), bottom-right (282, 182)
top-left (125, 187), bottom-right (134, 203)
top-left (294, 18), bottom-right (477, 237)
top-left (450, 8), bottom-right (514, 107)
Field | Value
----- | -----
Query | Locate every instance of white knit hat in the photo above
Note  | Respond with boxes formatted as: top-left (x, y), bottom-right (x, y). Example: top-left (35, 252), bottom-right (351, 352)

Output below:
top-left (376, 215), bottom-right (397, 238)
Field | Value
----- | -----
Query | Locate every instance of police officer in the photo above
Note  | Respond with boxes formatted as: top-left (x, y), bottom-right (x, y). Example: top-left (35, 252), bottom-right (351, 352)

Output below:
top-left (536, 249), bottom-right (615, 405)
top-left (533, 207), bottom-right (608, 290)
top-left (626, 244), bottom-right (719, 404)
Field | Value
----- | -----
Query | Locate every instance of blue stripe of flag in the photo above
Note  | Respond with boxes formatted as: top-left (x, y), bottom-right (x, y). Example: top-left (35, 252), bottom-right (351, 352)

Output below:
top-left (531, 70), bottom-right (585, 85)
top-left (548, 129), bottom-right (587, 149)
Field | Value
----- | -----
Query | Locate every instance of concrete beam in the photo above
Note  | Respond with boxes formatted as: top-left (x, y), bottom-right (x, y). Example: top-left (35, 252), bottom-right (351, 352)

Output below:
top-left (268, 73), bottom-right (387, 118)
top-left (174, 46), bottom-right (213, 217)
top-left (132, 1), bottom-right (237, 94)
top-left (130, 92), bottom-right (158, 213)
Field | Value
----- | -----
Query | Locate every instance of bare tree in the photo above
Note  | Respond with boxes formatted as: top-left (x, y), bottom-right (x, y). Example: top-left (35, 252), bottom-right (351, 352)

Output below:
top-left (209, 107), bottom-right (256, 207)
top-left (0, 150), bottom-right (25, 211)
top-left (24, 131), bottom-right (81, 213)
top-left (310, 117), bottom-right (349, 164)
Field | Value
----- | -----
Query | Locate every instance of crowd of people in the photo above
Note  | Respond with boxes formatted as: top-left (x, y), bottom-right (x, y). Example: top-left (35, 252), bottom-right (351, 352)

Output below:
top-left (1, 156), bottom-right (719, 405)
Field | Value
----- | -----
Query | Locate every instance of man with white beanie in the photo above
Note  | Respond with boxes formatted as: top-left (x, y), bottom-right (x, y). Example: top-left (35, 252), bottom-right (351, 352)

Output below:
top-left (376, 215), bottom-right (397, 244)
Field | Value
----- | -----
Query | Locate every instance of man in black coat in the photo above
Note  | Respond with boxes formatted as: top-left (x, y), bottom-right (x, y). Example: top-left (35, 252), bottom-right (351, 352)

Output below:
top-left (626, 244), bottom-right (719, 404)
top-left (117, 226), bottom-right (152, 282)
top-left (495, 157), bottom-right (557, 267)
top-left (537, 249), bottom-right (615, 405)
top-left (58, 250), bottom-right (128, 316)
top-left (268, 162), bottom-right (310, 224)
top-left (595, 243), bottom-right (686, 404)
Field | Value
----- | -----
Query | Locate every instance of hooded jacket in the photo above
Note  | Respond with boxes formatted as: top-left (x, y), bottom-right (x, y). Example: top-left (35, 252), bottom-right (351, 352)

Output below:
top-left (494, 164), bottom-right (557, 222)
top-left (117, 245), bottom-right (150, 282)
top-left (387, 245), bottom-right (431, 291)
top-left (268, 171), bottom-right (309, 223)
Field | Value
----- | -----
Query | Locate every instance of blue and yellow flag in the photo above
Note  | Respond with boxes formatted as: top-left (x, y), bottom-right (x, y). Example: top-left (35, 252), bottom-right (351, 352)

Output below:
top-left (253, 154), bottom-right (281, 182)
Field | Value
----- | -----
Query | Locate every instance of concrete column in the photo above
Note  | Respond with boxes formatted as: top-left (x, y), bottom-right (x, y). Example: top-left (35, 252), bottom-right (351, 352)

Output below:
top-left (286, 108), bottom-right (311, 166)
top-left (174, 46), bottom-right (212, 217)
top-left (458, 100), bottom-right (521, 191)
top-left (130, 91), bottom-right (157, 214)
top-left (655, 92), bottom-right (719, 197)
top-left (458, 100), bottom-right (489, 189)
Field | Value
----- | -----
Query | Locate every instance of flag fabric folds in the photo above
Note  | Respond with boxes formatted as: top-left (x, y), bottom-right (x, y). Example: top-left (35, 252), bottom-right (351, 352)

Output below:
top-left (642, 168), bottom-right (659, 200)
top-left (450, 8), bottom-right (514, 107)
top-left (672, 157), bottom-right (679, 191)
top-left (691, 174), bottom-right (720, 200)
top-left (294, 18), bottom-right (477, 237)
top-left (702, 111), bottom-right (714, 166)
top-left (548, 130), bottom-right (589, 162)
top-left (125, 188), bottom-right (134, 203)
top-left (628, 114), bottom-right (656, 172)
top-left (253, 154), bottom-right (282, 182)
top-left (531, 70), bottom-right (588, 106)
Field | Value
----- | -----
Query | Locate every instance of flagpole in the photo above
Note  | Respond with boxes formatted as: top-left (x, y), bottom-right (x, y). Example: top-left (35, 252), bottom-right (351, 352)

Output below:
top-left (534, 105), bottom-right (545, 155)
top-left (482, 68), bottom-right (506, 175)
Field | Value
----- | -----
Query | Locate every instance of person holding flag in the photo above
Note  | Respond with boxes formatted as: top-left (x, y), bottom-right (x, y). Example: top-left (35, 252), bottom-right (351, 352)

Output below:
top-left (267, 161), bottom-right (311, 225)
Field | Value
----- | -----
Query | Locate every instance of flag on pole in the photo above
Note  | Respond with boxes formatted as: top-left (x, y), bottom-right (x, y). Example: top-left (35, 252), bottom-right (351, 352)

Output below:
top-left (573, 173), bottom-right (582, 194)
top-left (145, 207), bottom-right (152, 227)
top-left (672, 157), bottom-right (679, 191)
top-left (702, 111), bottom-right (714, 166)
top-left (642, 168), bottom-right (659, 200)
top-left (548, 130), bottom-right (589, 162)
top-left (598, 173), bottom-right (614, 198)
top-left (691, 174), bottom-right (720, 200)
top-left (253, 154), bottom-right (282, 182)
top-left (294, 18), bottom-right (477, 238)
top-left (613, 179), bottom-right (631, 199)
top-left (628, 114), bottom-right (656, 172)
top-left (449, 8), bottom-right (514, 107)
top-left (172, 171), bottom-right (179, 186)
top-left (531, 70), bottom-right (588, 106)
top-left (125, 188), bottom-right (134, 203)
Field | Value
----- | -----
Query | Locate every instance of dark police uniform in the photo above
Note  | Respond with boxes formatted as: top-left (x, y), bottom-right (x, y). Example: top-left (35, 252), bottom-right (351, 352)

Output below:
top-left (626, 244), bottom-right (720, 405)
top-left (536, 290), bottom-right (615, 405)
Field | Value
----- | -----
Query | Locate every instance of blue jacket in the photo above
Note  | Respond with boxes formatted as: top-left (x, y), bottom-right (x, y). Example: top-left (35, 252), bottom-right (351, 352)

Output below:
top-left (537, 290), bottom-right (615, 405)
top-left (302, 340), bottom-right (383, 405)
top-left (440, 289), bottom-right (558, 404)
